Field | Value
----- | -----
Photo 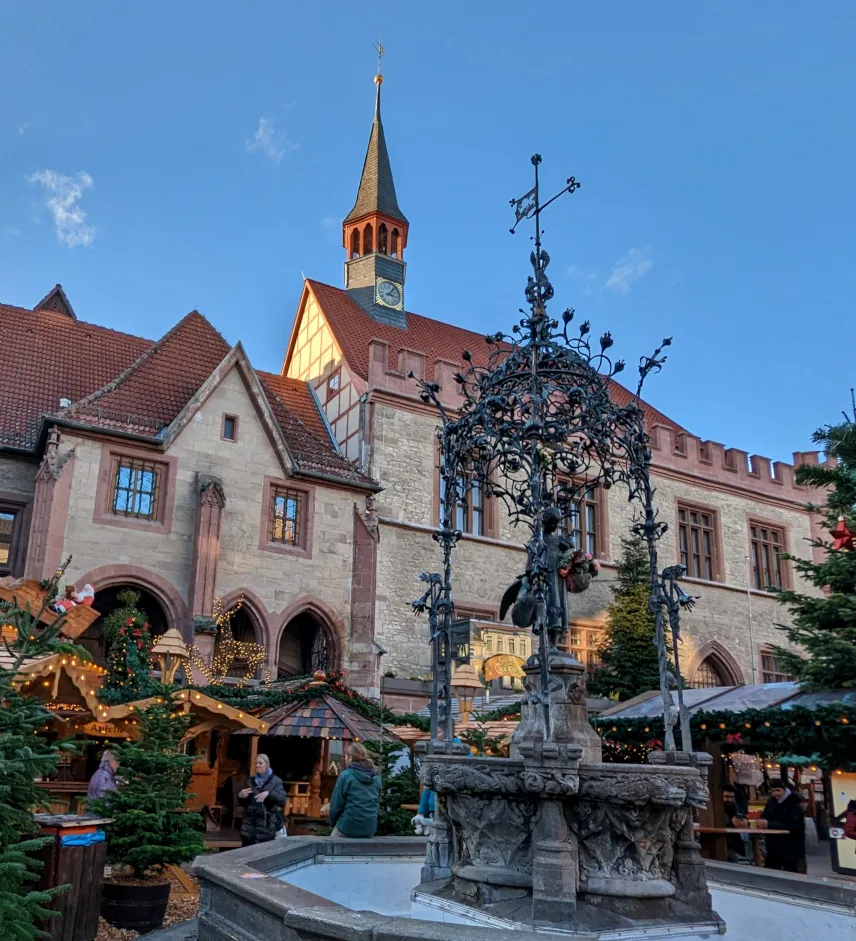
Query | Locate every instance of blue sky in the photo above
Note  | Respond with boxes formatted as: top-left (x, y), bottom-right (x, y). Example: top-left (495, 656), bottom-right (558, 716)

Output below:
top-left (2, 2), bottom-right (855, 463)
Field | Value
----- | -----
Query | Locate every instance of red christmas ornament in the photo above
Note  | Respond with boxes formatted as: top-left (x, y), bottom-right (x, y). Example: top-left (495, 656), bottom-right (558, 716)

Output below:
top-left (831, 517), bottom-right (854, 552)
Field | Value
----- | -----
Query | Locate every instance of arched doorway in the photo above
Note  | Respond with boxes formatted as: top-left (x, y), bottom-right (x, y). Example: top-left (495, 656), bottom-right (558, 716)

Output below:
top-left (689, 657), bottom-right (727, 689)
top-left (277, 612), bottom-right (332, 679)
top-left (213, 607), bottom-right (263, 679)
top-left (80, 585), bottom-right (170, 662)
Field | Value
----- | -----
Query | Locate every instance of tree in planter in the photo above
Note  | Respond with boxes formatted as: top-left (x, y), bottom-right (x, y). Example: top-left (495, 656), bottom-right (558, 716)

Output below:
top-left (364, 740), bottom-right (420, 836)
top-left (0, 564), bottom-right (78, 941)
top-left (588, 535), bottom-right (665, 701)
top-left (99, 590), bottom-right (157, 704)
top-left (90, 699), bottom-right (203, 880)
top-left (774, 413), bottom-right (856, 688)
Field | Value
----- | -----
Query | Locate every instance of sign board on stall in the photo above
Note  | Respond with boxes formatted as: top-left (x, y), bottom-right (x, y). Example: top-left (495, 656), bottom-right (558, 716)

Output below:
top-left (483, 654), bottom-right (526, 681)
top-left (80, 720), bottom-right (131, 739)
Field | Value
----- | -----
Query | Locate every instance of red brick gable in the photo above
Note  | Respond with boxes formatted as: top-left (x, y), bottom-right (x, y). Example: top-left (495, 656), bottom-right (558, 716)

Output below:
top-left (304, 279), bottom-right (685, 435)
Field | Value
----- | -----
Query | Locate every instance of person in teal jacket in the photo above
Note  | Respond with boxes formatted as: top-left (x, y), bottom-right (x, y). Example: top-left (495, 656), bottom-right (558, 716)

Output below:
top-left (329, 742), bottom-right (382, 838)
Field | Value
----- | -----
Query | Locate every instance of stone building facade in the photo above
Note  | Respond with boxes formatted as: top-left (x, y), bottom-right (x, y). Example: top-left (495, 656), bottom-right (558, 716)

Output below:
top-left (0, 76), bottom-right (825, 700)
top-left (0, 288), bottom-right (382, 692)
top-left (281, 74), bottom-right (826, 692)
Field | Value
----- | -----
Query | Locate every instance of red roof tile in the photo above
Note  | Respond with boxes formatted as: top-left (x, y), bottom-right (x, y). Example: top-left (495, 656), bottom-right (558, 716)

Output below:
top-left (305, 280), bottom-right (685, 434)
top-left (0, 296), bottom-right (372, 485)
top-left (258, 372), bottom-right (332, 443)
top-left (0, 302), bottom-right (151, 449)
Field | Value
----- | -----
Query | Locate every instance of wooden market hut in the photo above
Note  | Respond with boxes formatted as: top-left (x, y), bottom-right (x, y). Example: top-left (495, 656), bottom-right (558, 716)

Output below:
top-left (236, 688), bottom-right (400, 822)
top-left (104, 690), bottom-right (269, 821)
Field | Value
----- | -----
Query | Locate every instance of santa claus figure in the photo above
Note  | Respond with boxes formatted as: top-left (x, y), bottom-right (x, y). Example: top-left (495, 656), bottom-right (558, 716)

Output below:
top-left (52, 583), bottom-right (95, 614)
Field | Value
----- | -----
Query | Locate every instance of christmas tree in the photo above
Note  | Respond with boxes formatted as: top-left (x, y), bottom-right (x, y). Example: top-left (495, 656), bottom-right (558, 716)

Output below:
top-left (364, 740), bottom-right (419, 836)
top-left (89, 698), bottom-right (203, 878)
top-left (0, 566), bottom-right (77, 941)
top-left (588, 535), bottom-right (663, 700)
top-left (774, 413), bottom-right (856, 688)
top-left (99, 589), bottom-right (157, 704)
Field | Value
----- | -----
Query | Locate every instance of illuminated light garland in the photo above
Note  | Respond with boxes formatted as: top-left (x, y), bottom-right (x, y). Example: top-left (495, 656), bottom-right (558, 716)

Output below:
top-left (187, 595), bottom-right (272, 689)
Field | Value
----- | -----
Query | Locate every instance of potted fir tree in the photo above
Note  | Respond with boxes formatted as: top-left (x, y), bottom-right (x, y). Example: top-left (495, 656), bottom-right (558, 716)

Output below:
top-left (91, 698), bottom-right (203, 933)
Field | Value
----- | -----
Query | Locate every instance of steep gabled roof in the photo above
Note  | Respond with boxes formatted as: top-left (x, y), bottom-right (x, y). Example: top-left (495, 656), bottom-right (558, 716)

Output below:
top-left (303, 280), bottom-right (686, 434)
top-left (0, 301), bottom-right (151, 449)
top-left (0, 294), bottom-right (374, 486)
top-left (35, 284), bottom-right (76, 319)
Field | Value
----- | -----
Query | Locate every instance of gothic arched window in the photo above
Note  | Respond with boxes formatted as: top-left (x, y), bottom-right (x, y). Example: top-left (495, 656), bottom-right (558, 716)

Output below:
top-left (378, 223), bottom-right (388, 255)
top-left (363, 224), bottom-right (374, 254)
top-left (690, 657), bottom-right (727, 689)
top-left (350, 228), bottom-right (360, 259)
top-left (390, 228), bottom-right (400, 258)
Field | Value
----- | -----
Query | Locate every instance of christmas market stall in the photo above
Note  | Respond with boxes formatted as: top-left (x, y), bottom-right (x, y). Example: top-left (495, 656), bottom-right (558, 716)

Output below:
top-left (594, 681), bottom-right (856, 873)
top-left (1, 646), bottom-right (111, 813)
top-left (233, 671), bottom-right (401, 825)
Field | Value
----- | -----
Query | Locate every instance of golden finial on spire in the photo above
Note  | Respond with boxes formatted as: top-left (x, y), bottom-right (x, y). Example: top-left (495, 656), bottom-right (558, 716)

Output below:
top-left (373, 34), bottom-right (385, 85)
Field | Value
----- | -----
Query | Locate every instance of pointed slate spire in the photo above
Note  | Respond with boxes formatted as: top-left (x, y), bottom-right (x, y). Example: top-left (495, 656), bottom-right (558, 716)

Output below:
top-left (344, 75), bottom-right (408, 225)
top-left (35, 284), bottom-right (76, 319)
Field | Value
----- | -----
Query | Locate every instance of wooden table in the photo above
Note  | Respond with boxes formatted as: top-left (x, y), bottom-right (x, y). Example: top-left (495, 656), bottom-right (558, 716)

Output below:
top-left (695, 825), bottom-right (790, 866)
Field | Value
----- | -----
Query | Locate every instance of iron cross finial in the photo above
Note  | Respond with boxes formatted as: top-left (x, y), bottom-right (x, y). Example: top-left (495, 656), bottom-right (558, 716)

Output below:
top-left (509, 154), bottom-right (581, 236)
top-left (374, 34), bottom-right (385, 76)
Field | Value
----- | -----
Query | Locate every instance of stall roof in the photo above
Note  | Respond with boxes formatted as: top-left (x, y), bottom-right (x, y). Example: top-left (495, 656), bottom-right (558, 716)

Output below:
top-left (245, 692), bottom-right (398, 742)
top-left (595, 682), bottom-right (856, 721)
top-left (4, 650), bottom-right (107, 716)
top-left (414, 692), bottom-right (612, 720)
top-left (105, 689), bottom-right (269, 737)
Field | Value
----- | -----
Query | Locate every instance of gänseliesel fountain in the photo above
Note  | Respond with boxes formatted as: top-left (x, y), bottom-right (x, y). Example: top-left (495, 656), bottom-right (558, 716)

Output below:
top-left (411, 154), bottom-right (721, 935)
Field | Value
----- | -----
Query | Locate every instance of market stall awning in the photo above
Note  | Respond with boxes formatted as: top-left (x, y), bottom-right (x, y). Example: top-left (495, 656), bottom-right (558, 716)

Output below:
top-left (246, 692), bottom-right (399, 742)
top-left (598, 682), bottom-right (820, 721)
top-left (3, 650), bottom-right (107, 717)
top-left (105, 689), bottom-right (269, 739)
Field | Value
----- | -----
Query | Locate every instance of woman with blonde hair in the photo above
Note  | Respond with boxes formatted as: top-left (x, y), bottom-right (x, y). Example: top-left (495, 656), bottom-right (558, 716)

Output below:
top-left (328, 742), bottom-right (381, 838)
top-left (238, 753), bottom-right (286, 846)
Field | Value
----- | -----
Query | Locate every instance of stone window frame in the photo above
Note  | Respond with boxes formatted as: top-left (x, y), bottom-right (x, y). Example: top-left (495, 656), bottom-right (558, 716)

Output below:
top-left (555, 476), bottom-right (609, 561)
top-left (221, 413), bottom-right (239, 442)
top-left (675, 499), bottom-right (724, 583)
top-left (747, 515), bottom-right (791, 591)
top-left (259, 476), bottom-right (315, 560)
top-left (93, 444), bottom-right (177, 535)
top-left (0, 493), bottom-right (31, 578)
top-left (433, 448), bottom-right (499, 540)
top-left (759, 648), bottom-right (796, 684)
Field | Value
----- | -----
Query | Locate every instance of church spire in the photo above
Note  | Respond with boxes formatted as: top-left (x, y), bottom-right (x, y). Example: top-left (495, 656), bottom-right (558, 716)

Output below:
top-left (343, 72), bottom-right (408, 226)
top-left (342, 47), bottom-right (410, 328)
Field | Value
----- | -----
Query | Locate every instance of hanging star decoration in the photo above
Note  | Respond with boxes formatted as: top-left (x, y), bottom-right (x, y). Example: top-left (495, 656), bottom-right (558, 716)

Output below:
top-left (188, 596), bottom-right (271, 688)
top-left (831, 516), bottom-right (854, 552)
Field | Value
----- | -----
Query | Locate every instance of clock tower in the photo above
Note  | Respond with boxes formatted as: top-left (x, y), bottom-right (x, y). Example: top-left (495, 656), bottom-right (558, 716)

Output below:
top-left (343, 70), bottom-right (409, 328)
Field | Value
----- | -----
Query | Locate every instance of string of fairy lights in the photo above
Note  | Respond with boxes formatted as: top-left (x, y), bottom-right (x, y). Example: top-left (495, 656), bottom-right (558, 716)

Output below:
top-left (187, 596), bottom-right (271, 689)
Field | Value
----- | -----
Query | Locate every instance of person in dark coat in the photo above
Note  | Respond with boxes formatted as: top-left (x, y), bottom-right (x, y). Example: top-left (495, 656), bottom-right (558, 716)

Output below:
top-left (329, 742), bottom-right (382, 838)
top-left (238, 754), bottom-right (286, 846)
top-left (758, 780), bottom-right (806, 872)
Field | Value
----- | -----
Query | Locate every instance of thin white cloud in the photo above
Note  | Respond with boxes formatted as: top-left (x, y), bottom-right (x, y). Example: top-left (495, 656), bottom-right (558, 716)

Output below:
top-left (18, 122), bottom-right (31, 135)
top-left (567, 264), bottom-right (598, 296)
top-left (2, 226), bottom-right (20, 239)
top-left (321, 216), bottom-right (338, 230)
top-left (246, 117), bottom-right (298, 167)
top-left (28, 170), bottom-right (96, 247)
top-left (605, 247), bottom-right (653, 294)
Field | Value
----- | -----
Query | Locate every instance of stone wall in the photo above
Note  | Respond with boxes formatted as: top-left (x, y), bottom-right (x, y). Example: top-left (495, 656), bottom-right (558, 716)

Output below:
top-left (0, 454), bottom-right (37, 498)
top-left (53, 367), bottom-right (360, 670)
top-left (370, 400), bottom-right (820, 683)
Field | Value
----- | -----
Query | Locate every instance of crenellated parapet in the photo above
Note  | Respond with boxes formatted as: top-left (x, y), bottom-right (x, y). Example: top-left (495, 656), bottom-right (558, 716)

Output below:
top-left (648, 423), bottom-right (833, 503)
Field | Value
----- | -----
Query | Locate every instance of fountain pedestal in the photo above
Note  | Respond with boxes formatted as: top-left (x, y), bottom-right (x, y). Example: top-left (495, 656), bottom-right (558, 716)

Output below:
top-left (420, 654), bottom-right (720, 934)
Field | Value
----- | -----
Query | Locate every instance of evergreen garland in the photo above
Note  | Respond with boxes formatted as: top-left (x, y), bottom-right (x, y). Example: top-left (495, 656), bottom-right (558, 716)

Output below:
top-left (89, 697), bottom-right (203, 878)
top-left (0, 563), bottom-right (77, 941)
top-left (773, 415), bottom-right (856, 689)
top-left (99, 590), bottom-right (157, 704)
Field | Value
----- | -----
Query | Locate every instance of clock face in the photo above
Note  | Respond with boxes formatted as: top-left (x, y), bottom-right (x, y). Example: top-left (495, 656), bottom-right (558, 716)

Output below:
top-left (377, 279), bottom-right (402, 308)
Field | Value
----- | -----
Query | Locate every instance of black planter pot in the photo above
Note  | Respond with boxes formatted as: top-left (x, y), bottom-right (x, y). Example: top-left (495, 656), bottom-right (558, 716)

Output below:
top-left (100, 878), bottom-right (171, 934)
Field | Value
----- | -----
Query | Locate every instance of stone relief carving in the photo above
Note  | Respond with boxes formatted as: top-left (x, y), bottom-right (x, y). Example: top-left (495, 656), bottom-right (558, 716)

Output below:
top-left (423, 759), bottom-right (579, 798)
top-left (577, 768), bottom-right (708, 809)
top-left (447, 795), bottom-right (535, 874)
top-left (570, 800), bottom-right (690, 887)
